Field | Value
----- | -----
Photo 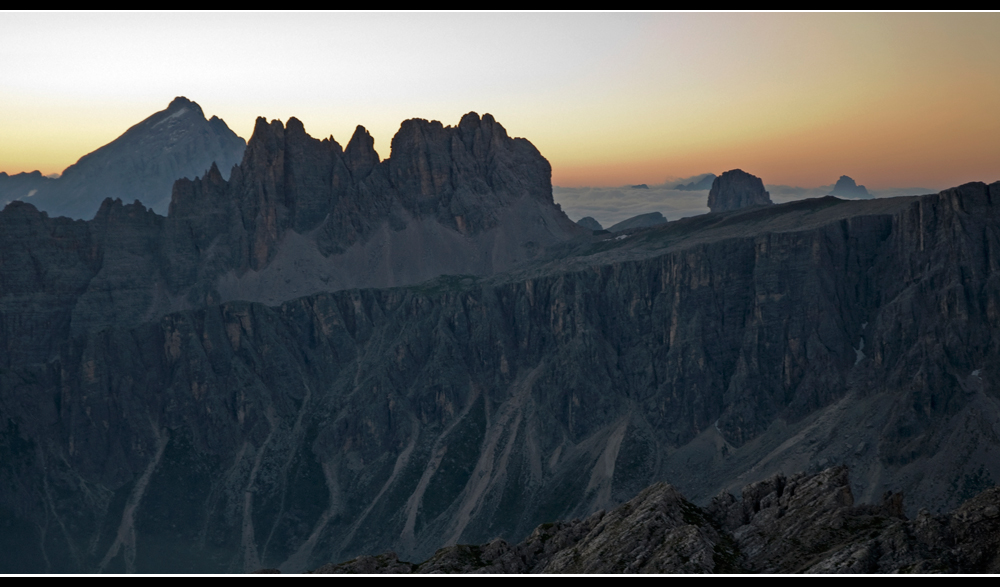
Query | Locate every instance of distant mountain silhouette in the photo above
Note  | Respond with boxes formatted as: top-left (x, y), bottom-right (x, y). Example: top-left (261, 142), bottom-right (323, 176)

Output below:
top-left (674, 173), bottom-right (716, 191)
top-left (708, 169), bottom-right (772, 212)
top-left (3, 97), bottom-right (246, 219)
top-left (829, 175), bottom-right (872, 199)
top-left (0, 170), bottom-right (55, 208)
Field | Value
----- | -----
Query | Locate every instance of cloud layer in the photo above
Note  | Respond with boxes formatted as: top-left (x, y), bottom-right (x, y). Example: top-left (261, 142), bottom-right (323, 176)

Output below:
top-left (555, 176), bottom-right (936, 229)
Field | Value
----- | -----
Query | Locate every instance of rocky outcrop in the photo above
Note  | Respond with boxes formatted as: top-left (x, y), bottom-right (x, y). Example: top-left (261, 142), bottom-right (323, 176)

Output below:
top-left (312, 481), bottom-right (727, 573)
top-left (830, 175), bottom-right (872, 199)
top-left (707, 169), bottom-right (772, 212)
top-left (575, 216), bottom-right (603, 231)
top-left (310, 466), bottom-right (1000, 573)
top-left (19, 97), bottom-right (246, 219)
top-left (607, 211), bottom-right (666, 232)
top-left (2, 180), bottom-right (999, 573)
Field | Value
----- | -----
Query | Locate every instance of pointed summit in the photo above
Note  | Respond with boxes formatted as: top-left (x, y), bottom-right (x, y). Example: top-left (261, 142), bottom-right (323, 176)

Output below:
top-left (344, 126), bottom-right (379, 181)
top-left (17, 98), bottom-right (246, 219)
top-left (166, 96), bottom-right (204, 117)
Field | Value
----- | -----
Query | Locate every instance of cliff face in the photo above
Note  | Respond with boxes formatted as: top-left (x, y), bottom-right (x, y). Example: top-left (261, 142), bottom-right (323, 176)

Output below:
top-left (0, 112), bottom-right (584, 368)
top-left (1, 177), bottom-right (998, 572)
top-left (707, 169), bottom-right (772, 212)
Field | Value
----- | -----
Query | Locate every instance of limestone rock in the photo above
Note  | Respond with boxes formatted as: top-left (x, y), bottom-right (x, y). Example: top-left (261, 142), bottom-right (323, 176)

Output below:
top-left (830, 175), bottom-right (872, 199)
top-left (707, 169), bottom-right (772, 212)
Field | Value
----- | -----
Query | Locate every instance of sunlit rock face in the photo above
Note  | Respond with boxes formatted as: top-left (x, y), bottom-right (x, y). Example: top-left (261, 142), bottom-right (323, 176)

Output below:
top-left (707, 169), bottom-right (772, 212)
top-left (1, 110), bottom-right (999, 573)
top-left (17, 97), bottom-right (247, 220)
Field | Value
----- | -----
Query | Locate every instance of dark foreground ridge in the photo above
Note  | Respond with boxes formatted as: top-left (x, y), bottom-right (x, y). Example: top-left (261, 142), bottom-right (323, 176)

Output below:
top-left (304, 466), bottom-right (1000, 574)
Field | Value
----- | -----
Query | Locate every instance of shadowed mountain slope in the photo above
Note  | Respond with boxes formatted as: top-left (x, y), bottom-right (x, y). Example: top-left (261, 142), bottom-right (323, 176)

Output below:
top-left (1, 176), bottom-right (998, 572)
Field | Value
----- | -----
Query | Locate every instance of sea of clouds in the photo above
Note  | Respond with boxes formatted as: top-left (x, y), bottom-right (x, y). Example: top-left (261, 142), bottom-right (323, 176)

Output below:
top-left (553, 174), bottom-right (934, 230)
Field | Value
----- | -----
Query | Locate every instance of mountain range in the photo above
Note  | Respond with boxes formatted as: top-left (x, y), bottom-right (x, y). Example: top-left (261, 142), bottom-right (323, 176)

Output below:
top-left (0, 102), bottom-right (998, 573)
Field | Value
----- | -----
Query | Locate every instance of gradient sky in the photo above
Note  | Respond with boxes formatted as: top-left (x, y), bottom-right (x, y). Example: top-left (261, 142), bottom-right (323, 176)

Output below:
top-left (2, 11), bottom-right (999, 192)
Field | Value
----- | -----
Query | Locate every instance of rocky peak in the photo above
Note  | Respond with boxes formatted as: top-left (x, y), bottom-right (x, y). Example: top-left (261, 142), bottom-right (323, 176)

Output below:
top-left (707, 169), bottom-right (772, 212)
top-left (166, 95), bottom-right (203, 117)
top-left (343, 126), bottom-right (379, 181)
top-left (458, 111), bottom-right (483, 130)
top-left (382, 113), bottom-right (553, 232)
top-left (830, 175), bottom-right (871, 198)
top-left (12, 97), bottom-right (245, 218)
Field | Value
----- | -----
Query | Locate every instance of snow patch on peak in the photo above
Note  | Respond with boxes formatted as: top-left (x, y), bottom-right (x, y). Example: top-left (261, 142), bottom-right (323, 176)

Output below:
top-left (153, 107), bottom-right (189, 128)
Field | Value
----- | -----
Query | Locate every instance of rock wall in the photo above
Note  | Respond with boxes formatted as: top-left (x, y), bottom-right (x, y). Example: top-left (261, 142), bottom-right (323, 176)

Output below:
top-left (0, 112), bottom-right (584, 367)
top-left (708, 169), bottom-right (772, 212)
top-left (1, 183), bottom-right (998, 572)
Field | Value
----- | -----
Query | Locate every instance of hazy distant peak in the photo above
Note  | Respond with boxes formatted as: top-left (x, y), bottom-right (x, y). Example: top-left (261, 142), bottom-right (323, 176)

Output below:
top-left (10, 97), bottom-right (246, 219)
top-left (674, 173), bottom-right (716, 191)
top-left (830, 175), bottom-right (871, 198)
top-left (0, 170), bottom-right (44, 179)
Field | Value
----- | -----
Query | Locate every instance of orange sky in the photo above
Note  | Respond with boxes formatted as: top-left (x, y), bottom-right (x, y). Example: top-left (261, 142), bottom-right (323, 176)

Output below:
top-left (2, 12), bottom-right (998, 191)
